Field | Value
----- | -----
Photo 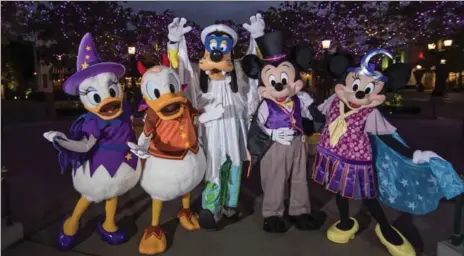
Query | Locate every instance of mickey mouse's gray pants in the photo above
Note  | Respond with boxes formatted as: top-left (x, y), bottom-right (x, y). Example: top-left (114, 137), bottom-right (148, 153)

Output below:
top-left (260, 136), bottom-right (311, 218)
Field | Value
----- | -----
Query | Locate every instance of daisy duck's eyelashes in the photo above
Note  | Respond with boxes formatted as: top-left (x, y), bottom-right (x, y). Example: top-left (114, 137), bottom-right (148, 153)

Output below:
top-left (78, 72), bottom-right (122, 108)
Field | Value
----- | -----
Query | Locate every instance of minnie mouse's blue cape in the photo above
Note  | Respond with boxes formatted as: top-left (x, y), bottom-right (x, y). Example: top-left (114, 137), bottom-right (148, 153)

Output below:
top-left (371, 132), bottom-right (464, 215)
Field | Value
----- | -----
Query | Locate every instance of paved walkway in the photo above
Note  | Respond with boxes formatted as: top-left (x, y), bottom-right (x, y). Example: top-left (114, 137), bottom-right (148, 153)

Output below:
top-left (4, 186), bottom-right (394, 256)
top-left (3, 92), bottom-right (464, 256)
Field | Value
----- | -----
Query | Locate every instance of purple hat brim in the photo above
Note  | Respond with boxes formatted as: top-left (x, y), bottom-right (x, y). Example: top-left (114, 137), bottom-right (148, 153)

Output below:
top-left (62, 62), bottom-right (125, 96)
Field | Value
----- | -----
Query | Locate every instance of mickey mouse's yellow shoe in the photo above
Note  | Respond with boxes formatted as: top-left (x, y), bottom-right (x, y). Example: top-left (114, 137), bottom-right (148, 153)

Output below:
top-left (375, 224), bottom-right (416, 256)
top-left (326, 217), bottom-right (359, 244)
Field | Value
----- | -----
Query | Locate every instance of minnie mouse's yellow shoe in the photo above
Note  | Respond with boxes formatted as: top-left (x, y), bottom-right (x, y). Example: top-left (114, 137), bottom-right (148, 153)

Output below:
top-left (375, 224), bottom-right (416, 256)
top-left (326, 217), bottom-right (359, 244)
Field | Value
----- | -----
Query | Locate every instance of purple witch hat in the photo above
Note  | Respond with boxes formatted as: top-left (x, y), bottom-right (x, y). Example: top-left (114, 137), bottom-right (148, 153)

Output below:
top-left (62, 33), bottom-right (125, 95)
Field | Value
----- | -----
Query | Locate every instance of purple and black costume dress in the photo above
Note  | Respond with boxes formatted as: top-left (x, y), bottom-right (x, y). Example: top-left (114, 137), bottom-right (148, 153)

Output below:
top-left (312, 95), bottom-right (395, 199)
top-left (312, 94), bottom-right (464, 214)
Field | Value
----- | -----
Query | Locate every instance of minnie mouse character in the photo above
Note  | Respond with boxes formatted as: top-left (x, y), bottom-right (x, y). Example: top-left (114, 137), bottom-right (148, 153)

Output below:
top-left (241, 31), bottom-right (324, 233)
top-left (311, 49), bottom-right (464, 256)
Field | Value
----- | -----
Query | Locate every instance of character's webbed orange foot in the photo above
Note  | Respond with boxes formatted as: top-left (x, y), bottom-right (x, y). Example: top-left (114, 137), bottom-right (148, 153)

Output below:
top-left (178, 208), bottom-right (200, 231)
top-left (138, 225), bottom-right (167, 255)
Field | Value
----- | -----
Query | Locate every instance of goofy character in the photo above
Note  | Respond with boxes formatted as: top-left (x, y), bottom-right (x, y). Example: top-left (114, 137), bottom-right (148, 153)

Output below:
top-left (166, 14), bottom-right (264, 230)
top-left (311, 49), bottom-right (464, 256)
top-left (241, 31), bottom-right (324, 233)
top-left (43, 33), bottom-right (141, 249)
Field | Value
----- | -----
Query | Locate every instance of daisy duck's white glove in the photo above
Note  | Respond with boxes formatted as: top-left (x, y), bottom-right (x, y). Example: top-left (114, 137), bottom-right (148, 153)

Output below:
top-left (242, 13), bottom-right (265, 39)
top-left (412, 150), bottom-right (444, 164)
top-left (43, 131), bottom-right (67, 142)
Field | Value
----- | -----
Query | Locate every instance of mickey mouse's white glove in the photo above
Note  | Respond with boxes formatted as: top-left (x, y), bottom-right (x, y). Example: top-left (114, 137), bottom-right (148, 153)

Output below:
top-left (412, 150), bottom-right (444, 164)
top-left (168, 17), bottom-right (192, 43)
top-left (242, 13), bottom-right (265, 39)
top-left (265, 127), bottom-right (294, 146)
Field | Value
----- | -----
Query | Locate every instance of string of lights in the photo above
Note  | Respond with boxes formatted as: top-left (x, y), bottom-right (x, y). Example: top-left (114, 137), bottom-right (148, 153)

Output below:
top-left (2, 1), bottom-right (463, 63)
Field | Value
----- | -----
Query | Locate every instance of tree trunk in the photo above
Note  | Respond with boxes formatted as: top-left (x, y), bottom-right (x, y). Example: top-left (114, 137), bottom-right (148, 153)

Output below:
top-left (315, 75), bottom-right (326, 104)
top-left (432, 65), bottom-right (447, 97)
top-left (44, 92), bottom-right (56, 119)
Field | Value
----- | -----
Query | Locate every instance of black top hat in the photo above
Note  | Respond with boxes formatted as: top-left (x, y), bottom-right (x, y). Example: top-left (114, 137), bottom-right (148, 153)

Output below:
top-left (255, 31), bottom-right (286, 63)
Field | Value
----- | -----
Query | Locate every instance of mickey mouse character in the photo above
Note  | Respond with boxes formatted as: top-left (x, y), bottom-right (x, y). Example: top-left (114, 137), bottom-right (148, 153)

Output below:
top-left (241, 31), bottom-right (324, 233)
top-left (311, 49), bottom-right (464, 256)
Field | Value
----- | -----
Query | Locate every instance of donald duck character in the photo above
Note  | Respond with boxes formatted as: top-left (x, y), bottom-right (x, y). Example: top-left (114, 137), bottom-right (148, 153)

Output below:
top-left (43, 33), bottom-right (142, 249)
top-left (128, 63), bottom-right (206, 255)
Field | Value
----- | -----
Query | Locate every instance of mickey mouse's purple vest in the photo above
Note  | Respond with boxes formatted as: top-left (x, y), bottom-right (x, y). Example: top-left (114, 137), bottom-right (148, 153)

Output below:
top-left (264, 96), bottom-right (303, 131)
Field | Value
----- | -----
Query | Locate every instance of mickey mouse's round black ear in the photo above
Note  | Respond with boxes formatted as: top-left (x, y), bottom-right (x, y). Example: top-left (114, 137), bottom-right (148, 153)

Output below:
top-left (241, 54), bottom-right (263, 80)
top-left (384, 63), bottom-right (412, 91)
top-left (328, 52), bottom-right (354, 78)
top-left (294, 45), bottom-right (314, 72)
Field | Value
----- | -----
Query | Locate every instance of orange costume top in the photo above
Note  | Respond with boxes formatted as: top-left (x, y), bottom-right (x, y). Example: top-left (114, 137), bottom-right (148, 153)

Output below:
top-left (143, 101), bottom-right (200, 160)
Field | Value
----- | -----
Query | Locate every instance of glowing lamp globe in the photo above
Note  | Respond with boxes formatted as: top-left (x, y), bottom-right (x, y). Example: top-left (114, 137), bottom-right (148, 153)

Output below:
top-left (443, 40), bottom-right (453, 47)
top-left (322, 40), bottom-right (331, 49)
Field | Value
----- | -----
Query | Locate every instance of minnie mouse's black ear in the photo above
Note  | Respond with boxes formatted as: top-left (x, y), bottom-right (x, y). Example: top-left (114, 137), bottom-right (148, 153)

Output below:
top-left (328, 52), bottom-right (354, 78)
top-left (241, 54), bottom-right (263, 80)
top-left (384, 63), bottom-right (412, 91)
top-left (290, 44), bottom-right (314, 72)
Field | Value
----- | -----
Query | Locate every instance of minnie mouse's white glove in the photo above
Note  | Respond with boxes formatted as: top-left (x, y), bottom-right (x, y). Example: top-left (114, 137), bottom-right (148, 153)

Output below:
top-left (412, 150), bottom-right (444, 164)
top-left (168, 17), bottom-right (192, 43)
top-left (242, 13), bottom-right (265, 39)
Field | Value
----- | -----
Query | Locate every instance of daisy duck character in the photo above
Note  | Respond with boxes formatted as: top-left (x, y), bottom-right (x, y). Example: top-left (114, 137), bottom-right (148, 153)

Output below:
top-left (310, 49), bottom-right (464, 256)
top-left (241, 31), bottom-right (325, 233)
top-left (43, 33), bottom-right (142, 249)
top-left (127, 63), bottom-right (206, 255)
top-left (166, 14), bottom-right (263, 230)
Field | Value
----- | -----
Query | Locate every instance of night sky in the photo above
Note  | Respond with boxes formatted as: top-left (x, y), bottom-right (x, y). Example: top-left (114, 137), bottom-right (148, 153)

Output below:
top-left (124, 1), bottom-right (281, 27)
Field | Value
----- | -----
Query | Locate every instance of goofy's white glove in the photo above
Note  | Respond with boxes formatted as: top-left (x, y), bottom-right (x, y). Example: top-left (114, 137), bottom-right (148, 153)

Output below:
top-left (412, 150), bottom-right (444, 164)
top-left (168, 17), bottom-right (192, 43)
top-left (199, 102), bottom-right (224, 124)
top-left (43, 131), bottom-right (67, 142)
top-left (242, 13), bottom-right (265, 39)
top-left (127, 133), bottom-right (152, 159)
top-left (265, 127), bottom-right (295, 146)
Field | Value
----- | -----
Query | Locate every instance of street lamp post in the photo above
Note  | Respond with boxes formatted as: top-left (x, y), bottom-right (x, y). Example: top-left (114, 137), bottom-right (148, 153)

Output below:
top-left (432, 39), bottom-right (453, 97)
top-left (127, 46), bottom-right (140, 109)
top-left (318, 39), bottom-right (331, 102)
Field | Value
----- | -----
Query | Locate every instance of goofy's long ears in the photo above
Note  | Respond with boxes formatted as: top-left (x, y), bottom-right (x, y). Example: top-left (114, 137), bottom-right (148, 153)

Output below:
top-left (137, 61), bottom-right (147, 76)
